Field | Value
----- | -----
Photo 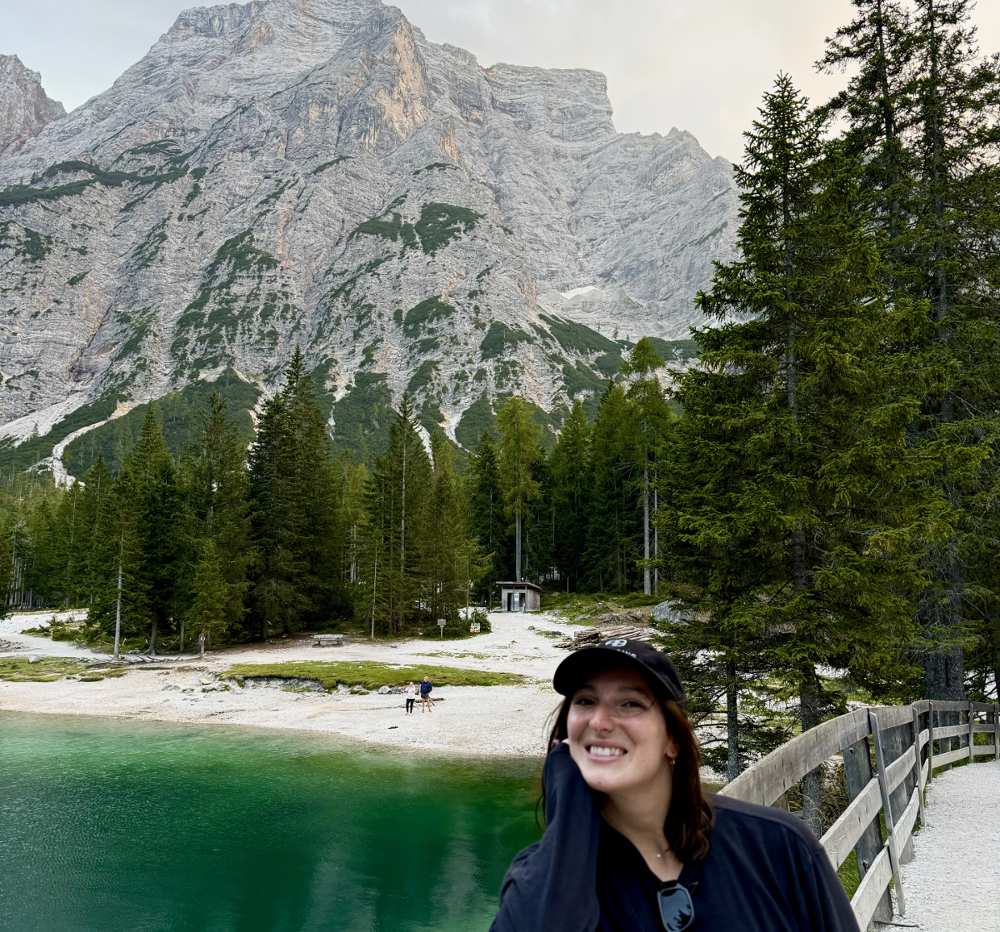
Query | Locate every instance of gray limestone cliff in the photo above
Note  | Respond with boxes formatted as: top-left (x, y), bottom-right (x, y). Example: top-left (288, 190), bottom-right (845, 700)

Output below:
top-left (0, 55), bottom-right (65, 157)
top-left (0, 0), bottom-right (737, 464)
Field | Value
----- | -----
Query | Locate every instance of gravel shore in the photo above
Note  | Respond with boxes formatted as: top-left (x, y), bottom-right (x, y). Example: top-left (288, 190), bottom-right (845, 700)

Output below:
top-left (0, 609), bottom-right (576, 757)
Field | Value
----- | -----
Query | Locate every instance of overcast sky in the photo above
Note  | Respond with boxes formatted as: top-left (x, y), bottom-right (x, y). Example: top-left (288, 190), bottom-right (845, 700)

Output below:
top-left (2, 0), bottom-right (998, 161)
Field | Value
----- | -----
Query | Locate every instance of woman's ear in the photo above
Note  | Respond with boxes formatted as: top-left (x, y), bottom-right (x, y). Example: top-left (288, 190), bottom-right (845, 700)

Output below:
top-left (665, 733), bottom-right (679, 763)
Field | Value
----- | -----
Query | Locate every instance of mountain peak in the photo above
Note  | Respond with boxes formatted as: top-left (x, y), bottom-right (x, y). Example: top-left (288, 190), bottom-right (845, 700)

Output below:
top-left (0, 54), bottom-right (65, 156)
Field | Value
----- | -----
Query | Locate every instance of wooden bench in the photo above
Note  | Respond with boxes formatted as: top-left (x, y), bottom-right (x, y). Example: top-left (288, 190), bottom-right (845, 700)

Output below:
top-left (312, 634), bottom-right (345, 647)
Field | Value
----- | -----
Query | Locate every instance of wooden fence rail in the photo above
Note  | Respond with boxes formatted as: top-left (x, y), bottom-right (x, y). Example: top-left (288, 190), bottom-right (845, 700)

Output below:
top-left (719, 698), bottom-right (999, 930)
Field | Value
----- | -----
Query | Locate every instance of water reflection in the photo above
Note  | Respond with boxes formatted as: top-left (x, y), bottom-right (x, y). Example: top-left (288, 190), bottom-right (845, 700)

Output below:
top-left (0, 713), bottom-right (540, 932)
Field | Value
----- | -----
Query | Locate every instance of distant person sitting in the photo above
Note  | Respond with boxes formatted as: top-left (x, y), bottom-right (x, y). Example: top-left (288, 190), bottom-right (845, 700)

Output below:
top-left (419, 676), bottom-right (433, 712)
top-left (404, 681), bottom-right (417, 714)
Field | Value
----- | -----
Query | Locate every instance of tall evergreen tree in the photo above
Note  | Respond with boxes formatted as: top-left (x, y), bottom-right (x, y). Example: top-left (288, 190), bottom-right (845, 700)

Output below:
top-left (676, 76), bottom-right (931, 818)
top-left (584, 383), bottom-right (641, 593)
top-left (179, 393), bottom-right (255, 643)
top-left (468, 433), bottom-right (512, 604)
top-left (360, 397), bottom-right (432, 634)
top-left (824, 0), bottom-right (1000, 698)
top-left (623, 338), bottom-right (671, 595)
top-left (496, 397), bottom-right (542, 581)
top-left (248, 350), bottom-right (342, 636)
top-left (549, 402), bottom-right (592, 592)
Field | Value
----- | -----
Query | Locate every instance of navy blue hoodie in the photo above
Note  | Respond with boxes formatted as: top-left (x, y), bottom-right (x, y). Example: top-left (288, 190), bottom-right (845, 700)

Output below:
top-left (491, 744), bottom-right (860, 932)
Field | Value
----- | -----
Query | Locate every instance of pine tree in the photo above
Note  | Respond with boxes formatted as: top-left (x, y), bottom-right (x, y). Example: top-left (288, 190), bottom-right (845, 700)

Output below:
top-left (549, 401), bottom-right (592, 593)
top-left (673, 76), bottom-right (931, 817)
top-left (248, 350), bottom-right (342, 636)
top-left (584, 383), bottom-right (641, 593)
top-left (178, 393), bottom-right (255, 644)
top-left (468, 434), bottom-right (512, 604)
top-left (623, 339), bottom-right (671, 595)
top-left (359, 397), bottom-right (432, 634)
top-left (496, 397), bottom-right (542, 582)
top-left (422, 432), bottom-right (483, 627)
top-left (824, 0), bottom-right (1000, 698)
top-left (189, 538), bottom-right (229, 655)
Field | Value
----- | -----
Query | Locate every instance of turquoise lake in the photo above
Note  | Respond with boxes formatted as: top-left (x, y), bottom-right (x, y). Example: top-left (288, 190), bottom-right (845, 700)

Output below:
top-left (0, 713), bottom-right (541, 932)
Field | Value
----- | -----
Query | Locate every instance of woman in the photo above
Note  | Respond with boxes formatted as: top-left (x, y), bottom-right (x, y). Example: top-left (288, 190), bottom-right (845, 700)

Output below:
top-left (491, 638), bottom-right (859, 931)
top-left (404, 681), bottom-right (417, 714)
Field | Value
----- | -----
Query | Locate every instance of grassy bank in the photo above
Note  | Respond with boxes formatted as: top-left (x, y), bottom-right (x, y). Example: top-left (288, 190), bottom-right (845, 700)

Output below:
top-left (220, 661), bottom-right (529, 692)
top-left (0, 657), bottom-right (127, 683)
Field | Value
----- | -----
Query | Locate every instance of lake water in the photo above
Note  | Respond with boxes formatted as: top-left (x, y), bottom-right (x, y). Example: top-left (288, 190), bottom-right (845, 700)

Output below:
top-left (0, 713), bottom-right (540, 932)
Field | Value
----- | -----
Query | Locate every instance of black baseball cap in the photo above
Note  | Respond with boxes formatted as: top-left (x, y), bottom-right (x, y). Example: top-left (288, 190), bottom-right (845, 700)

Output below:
top-left (553, 638), bottom-right (686, 706)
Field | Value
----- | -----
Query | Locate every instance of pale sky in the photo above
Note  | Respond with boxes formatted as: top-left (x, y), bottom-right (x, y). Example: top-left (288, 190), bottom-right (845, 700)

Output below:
top-left (2, 0), bottom-right (998, 161)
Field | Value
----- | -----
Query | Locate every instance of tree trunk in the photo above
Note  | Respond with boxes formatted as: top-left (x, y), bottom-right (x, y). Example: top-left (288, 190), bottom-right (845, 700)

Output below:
top-left (113, 544), bottom-right (123, 661)
top-left (800, 667), bottom-right (823, 834)
top-left (642, 463), bottom-right (651, 596)
top-left (515, 507), bottom-right (522, 581)
top-left (149, 618), bottom-right (158, 657)
top-left (726, 656), bottom-right (741, 782)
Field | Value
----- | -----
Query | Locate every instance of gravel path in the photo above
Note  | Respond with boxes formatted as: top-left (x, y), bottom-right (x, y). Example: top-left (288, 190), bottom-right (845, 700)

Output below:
top-left (896, 758), bottom-right (1000, 931)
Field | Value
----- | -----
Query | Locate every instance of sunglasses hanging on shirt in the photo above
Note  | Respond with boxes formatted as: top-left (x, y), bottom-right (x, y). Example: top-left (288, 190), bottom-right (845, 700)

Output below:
top-left (657, 880), bottom-right (695, 932)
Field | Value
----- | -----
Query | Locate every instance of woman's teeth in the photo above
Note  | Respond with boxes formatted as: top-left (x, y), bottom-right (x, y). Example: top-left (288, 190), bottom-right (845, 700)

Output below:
top-left (589, 746), bottom-right (625, 758)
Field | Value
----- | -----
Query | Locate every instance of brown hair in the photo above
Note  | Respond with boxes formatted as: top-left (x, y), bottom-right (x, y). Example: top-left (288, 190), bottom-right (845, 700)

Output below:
top-left (543, 689), bottom-right (714, 862)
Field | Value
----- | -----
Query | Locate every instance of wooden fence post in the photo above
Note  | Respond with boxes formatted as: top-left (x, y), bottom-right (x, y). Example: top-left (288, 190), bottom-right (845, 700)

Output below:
top-left (842, 736), bottom-right (892, 923)
top-left (968, 701), bottom-right (977, 762)
top-left (927, 701), bottom-right (935, 779)
top-left (994, 702), bottom-right (999, 762)
top-left (883, 722), bottom-right (914, 863)
top-left (910, 705), bottom-right (926, 829)
top-left (869, 710), bottom-right (906, 917)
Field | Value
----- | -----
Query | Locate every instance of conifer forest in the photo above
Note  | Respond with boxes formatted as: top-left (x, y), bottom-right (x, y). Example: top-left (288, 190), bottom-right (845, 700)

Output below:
top-left (2, 0), bottom-right (999, 779)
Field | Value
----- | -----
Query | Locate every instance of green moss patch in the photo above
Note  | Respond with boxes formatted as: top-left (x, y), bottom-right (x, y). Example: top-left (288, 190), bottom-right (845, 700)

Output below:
top-left (220, 661), bottom-right (527, 691)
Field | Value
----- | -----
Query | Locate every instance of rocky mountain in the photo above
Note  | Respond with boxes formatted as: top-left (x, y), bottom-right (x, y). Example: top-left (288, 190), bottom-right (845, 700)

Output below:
top-left (0, 0), bottom-right (737, 471)
top-left (0, 55), bottom-right (65, 157)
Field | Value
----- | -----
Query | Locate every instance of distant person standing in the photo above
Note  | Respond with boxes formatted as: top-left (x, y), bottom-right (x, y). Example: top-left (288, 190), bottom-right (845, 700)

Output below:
top-left (404, 682), bottom-right (417, 714)
top-left (419, 676), bottom-right (433, 712)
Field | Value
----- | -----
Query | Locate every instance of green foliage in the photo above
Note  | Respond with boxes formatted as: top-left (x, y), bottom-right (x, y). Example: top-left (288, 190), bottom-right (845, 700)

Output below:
top-left (0, 158), bottom-right (189, 207)
top-left (63, 370), bottom-right (259, 477)
top-left (248, 349), bottom-right (345, 637)
top-left (645, 338), bottom-right (700, 363)
top-left (350, 200), bottom-right (482, 255)
top-left (403, 297), bottom-right (455, 337)
top-left (480, 322), bottom-right (532, 359)
top-left (220, 661), bottom-right (526, 691)
top-left (412, 203), bottom-right (483, 254)
top-left (455, 396), bottom-right (497, 450)
top-left (0, 395), bottom-right (121, 476)
top-left (330, 372), bottom-right (395, 462)
top-left (541, 314), bottom-right (620, 356)
top-left (0, 221), bottom-right (53, 262)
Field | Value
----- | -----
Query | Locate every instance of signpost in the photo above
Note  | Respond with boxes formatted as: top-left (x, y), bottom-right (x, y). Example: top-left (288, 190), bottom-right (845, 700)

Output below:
top-left (437, 619), bottom-right (447, 639)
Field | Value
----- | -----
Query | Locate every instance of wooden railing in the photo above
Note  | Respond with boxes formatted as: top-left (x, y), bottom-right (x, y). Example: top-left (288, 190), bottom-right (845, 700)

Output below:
top-left (719, 699), bottom-right (1000, 930)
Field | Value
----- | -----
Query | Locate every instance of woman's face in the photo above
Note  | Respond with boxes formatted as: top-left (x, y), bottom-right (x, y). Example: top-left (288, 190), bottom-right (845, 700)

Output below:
top-left (566, 666), bottom-right (677, 797)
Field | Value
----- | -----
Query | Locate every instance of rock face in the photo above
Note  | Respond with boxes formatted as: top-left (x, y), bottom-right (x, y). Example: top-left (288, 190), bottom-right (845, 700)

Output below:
top-left (0, 0), bottom-right (737, 458)
top-left (0, 55), bottom-right (65, 157)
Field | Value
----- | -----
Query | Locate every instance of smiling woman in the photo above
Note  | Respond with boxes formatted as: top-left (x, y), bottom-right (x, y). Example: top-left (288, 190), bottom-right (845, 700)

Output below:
top-left (490, 640), bottom-right (861, 932)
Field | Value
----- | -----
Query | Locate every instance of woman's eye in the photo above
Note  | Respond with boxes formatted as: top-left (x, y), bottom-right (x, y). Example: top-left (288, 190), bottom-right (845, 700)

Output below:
top-left (573, 696), bottom-right (595, 706)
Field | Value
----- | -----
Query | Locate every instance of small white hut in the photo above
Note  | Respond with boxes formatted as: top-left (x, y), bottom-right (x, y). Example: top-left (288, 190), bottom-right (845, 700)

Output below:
top-left (497, 581), bottom-right (542, 613)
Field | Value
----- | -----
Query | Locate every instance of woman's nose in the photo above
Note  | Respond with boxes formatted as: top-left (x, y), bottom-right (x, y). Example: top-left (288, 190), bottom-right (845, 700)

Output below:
top-left (589, 701), bottom-right (615, 732)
